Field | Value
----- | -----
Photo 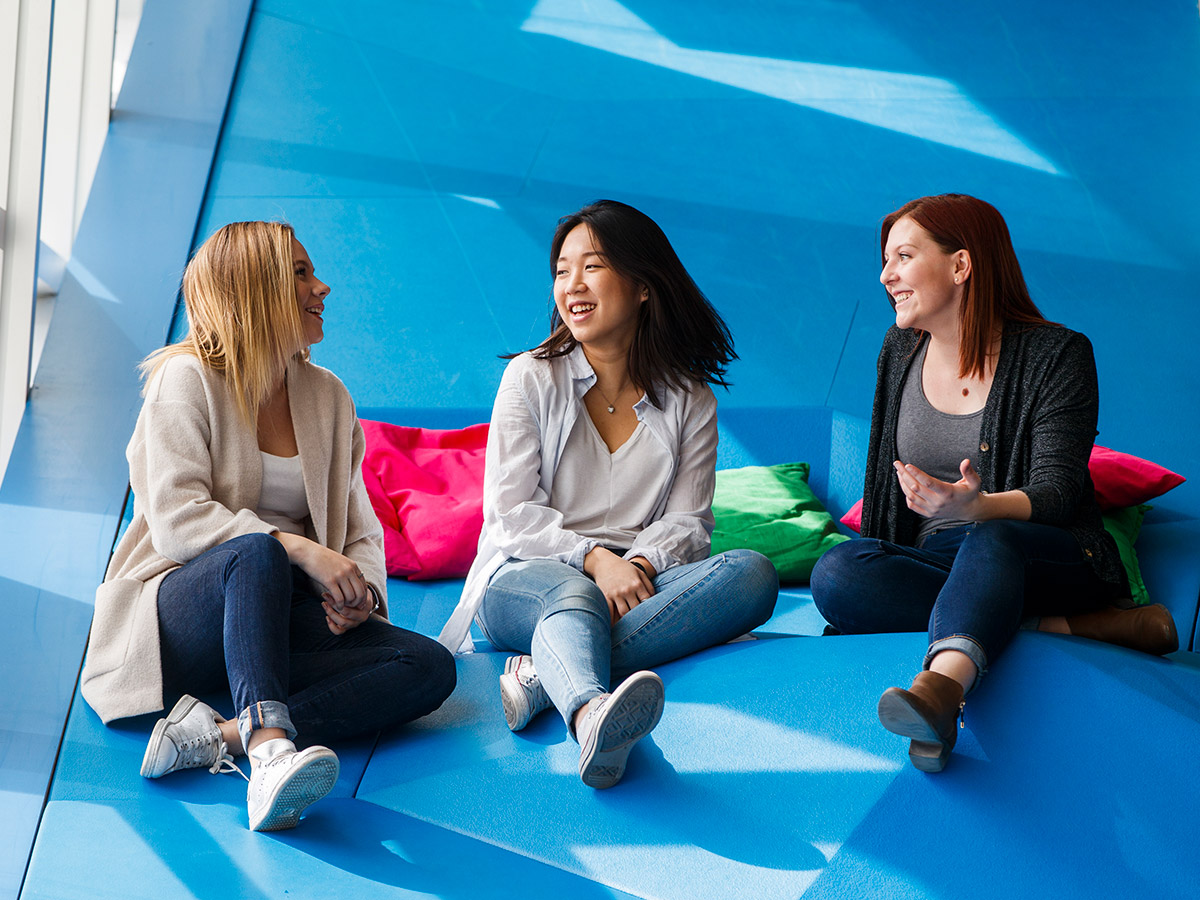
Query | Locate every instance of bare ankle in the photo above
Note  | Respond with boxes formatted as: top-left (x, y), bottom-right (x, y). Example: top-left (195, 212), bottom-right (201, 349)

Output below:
top-left (1038, 615), bottom-right (1071, 635)
top-left (219, 719), bottom-right (245, 756)
top-left (245, 727), bottom-right (287, 755)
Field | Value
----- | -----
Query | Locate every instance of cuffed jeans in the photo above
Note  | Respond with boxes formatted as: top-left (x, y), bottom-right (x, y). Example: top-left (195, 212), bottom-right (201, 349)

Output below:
top-left (476, 549), bottom-right (778, 734)
top-left (811, 520), bottom-right (1117, 689)
top-left (157, 533), bottom-right (456, 751)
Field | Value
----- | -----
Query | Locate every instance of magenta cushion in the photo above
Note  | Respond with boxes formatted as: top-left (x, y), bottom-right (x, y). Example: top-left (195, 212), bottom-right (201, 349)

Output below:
top-left (840, 499), bottom-right (863, 533)
top-left (837, 445), bottom-right (1184, 534)
top-left (360, 420), bottom-right (488, 580)
top-left (1088, 445), bottom-right (1185, 510)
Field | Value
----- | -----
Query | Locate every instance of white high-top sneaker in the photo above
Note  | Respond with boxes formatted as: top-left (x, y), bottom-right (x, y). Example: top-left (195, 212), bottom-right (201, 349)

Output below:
top-left (499, 655), bottom-right (553, 731)
top-left (141, 695), bottom-right (238, 778)
top-left (246, 738), bottom-right (339, 832)
top-left (576, 670), bottom-right (664, 789)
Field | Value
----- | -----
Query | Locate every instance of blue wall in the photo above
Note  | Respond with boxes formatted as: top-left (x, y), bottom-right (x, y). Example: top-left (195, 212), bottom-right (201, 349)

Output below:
top-left (192, 0), bottom-right (1198, 512)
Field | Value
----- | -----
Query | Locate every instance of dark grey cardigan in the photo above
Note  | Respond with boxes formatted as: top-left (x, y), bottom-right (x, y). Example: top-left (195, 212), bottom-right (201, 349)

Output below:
top-left (860, 323), bottom-right (1127, 593)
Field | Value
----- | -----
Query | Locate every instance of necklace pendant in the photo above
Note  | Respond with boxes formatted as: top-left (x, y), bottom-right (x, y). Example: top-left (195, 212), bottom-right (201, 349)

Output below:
top-left (606, 405), bottom-right (615, 414)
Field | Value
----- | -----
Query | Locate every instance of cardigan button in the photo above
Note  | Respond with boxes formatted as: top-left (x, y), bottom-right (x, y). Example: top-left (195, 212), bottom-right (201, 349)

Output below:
top-left (979, 441), bottom-right (990, 452)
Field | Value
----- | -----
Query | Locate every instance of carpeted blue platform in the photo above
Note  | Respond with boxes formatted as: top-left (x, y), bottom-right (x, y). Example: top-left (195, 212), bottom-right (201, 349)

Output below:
top-left (8, 0), bottom-right (1200, 898)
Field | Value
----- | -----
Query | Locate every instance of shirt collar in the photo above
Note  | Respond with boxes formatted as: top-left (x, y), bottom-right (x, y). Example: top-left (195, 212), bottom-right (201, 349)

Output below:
top-left (566, 344), bottom-right (651, 419)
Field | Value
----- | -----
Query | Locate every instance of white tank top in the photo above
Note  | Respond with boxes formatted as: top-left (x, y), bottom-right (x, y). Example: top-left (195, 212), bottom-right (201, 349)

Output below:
top-left (257, 451), bottom-right (309, 535)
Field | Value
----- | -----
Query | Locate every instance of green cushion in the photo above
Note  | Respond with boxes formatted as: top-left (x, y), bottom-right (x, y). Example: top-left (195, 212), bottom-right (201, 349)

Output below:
top-left (710, 462), bottom-right (849, 583)
top-left (1101, 504), bottom-right (1150, 606)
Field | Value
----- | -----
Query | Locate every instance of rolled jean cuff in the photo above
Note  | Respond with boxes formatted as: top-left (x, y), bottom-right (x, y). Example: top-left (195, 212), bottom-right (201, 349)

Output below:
top-left (237, 700), bottom-right (296, 752)
top-left (923, 635), bottom-right (987, 694)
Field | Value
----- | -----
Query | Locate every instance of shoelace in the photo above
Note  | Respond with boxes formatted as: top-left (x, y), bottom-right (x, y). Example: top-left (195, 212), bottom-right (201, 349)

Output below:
top-left (208, 741), bottom-right (249, 782)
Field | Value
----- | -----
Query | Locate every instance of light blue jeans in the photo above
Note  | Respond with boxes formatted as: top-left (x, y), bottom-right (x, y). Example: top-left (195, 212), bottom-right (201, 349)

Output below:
top-left (476, 549), bottom-right (778, 735)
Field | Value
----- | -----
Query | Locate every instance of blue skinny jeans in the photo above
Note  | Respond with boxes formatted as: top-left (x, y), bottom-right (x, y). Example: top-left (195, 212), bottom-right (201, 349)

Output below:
top-left (157, 533), bottom-right (456, 751)
top-left (476, 549), bottom-right (779, 734)
top-left (810, 520), bottom-right (1117, 689)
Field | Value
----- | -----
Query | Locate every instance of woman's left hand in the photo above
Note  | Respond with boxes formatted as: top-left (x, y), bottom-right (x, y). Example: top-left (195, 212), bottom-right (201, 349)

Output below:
top-left (894, 458), bottom-right (983, 520)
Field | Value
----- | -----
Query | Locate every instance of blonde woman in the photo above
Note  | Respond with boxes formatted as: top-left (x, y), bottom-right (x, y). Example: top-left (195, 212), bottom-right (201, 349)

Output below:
top-left (81, 222), bottom-right (455, 831)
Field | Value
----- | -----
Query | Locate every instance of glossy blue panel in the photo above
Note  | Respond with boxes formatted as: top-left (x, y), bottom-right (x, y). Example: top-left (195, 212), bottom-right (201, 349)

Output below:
top-left (2, 2), bottom-right (251, 897)
top-left (358, 637), bottom-right (921, 900)
top-left (19, 0), bottom-right (1200, 897)
top-left (800, 634), bottom-right (1200, 899)
top-left (760, 585), bottom-right (827, 637)
top-left (25, 798), bottom-right (643, 900)
top-left (204, 12), bottom-right (426, 202)
top-left (357, 634), bottom-right (1200, 900)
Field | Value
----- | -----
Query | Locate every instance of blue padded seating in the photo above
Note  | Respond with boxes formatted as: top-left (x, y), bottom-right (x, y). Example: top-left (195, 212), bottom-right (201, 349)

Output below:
top-left (28, 404), bottom-right (1200, 899)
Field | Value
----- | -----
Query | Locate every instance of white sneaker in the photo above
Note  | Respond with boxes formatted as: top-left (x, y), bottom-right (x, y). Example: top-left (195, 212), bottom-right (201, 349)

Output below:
top-left (141, 695), bottom-right (238, 779)
top-left (246, 738), bottom-right (339, 832)
top-left (499, 655), bottom-right (553, 731)
top-left (577, 671), bottom-right (665, 789)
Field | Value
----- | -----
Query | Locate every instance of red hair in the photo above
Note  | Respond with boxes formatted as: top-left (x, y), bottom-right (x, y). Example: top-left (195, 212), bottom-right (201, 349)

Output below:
top-left (881, 194), bottom-right (1054, 379)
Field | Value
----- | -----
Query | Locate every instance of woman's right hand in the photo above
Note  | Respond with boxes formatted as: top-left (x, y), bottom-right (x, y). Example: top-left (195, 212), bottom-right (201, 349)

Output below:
top-left (275, 533), bottom-right (371, 624)
top-left (584, 547), bottom-right (656, 624)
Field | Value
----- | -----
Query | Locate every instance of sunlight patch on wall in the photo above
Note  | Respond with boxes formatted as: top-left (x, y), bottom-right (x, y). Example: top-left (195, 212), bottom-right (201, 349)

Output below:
top-left (523, 0), bottom-right (1061, 175)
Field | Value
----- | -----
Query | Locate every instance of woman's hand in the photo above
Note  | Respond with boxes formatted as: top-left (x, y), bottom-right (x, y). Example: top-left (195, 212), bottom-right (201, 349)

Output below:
top-left (893, 458), bottom-right (983, 520)
top-left (321, 587), bottom-right (374, 635)
top-left (584, 547), bottom-right (657, 624)
top-left (894, 459), bottom-right (1034, 523)
top-left (275, 533), bottom-right (373, 634)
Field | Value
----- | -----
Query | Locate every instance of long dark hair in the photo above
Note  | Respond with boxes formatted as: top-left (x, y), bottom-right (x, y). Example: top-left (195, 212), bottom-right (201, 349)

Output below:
top-left (881, 194), bottom-right (1054, 379)
top-left (519, 200), bottom-right (736, 407)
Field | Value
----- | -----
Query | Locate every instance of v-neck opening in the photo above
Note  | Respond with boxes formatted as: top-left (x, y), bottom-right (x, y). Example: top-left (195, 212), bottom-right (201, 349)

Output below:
top-left (581, 408), bottom-right (644, 457)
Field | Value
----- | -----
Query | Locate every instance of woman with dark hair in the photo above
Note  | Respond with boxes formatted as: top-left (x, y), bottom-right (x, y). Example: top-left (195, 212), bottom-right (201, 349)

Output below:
top-left (82, 222), bottom-right (456, 830)
top-left (811, 194), bottom-right (1176, 773)
top-left (440, 200), bottom-right (778, 788)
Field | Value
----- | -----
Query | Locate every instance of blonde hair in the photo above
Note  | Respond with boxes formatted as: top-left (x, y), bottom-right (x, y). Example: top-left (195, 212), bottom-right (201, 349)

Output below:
top-left (141, 221), bottom-right (308, 423)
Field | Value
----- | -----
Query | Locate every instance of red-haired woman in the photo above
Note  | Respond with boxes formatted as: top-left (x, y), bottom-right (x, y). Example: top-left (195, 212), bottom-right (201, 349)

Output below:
top-left (811, 194), bottom-right (1176, 773)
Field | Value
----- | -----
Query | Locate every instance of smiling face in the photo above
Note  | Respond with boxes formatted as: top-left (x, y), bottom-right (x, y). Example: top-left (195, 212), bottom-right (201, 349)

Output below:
top-left (292, 237), bottom-right (330, 348)
top-left (553, 224), bottom-right (646, 354)
top-left (880, 216), bottom-right (969, 337)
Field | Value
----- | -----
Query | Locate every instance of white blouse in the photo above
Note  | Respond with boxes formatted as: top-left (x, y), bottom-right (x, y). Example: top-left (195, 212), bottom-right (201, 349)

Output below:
top-left (550, 416), bottom-right (673, 549)
top-left (439, 345), bottom-right (717, 653)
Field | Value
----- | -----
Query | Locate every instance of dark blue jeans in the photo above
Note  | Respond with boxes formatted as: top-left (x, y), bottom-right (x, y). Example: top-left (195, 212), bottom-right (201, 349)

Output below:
top-left (811, 520), bottom-right (1117, 687)
top-left (157, 533), bottom-right (455, 749)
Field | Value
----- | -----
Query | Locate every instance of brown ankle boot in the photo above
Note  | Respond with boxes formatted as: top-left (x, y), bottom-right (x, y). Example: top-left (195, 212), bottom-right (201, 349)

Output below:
top-left (877, 671), bottom-right (964, 773)
top-left (1065, 603), bottom-right (1178, 656)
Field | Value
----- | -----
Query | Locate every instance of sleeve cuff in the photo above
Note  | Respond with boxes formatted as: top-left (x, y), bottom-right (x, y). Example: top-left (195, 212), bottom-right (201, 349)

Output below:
top-left (568, 538), bottom-right (601, 571)
top-left (625, 546), bottom-right (673, 575)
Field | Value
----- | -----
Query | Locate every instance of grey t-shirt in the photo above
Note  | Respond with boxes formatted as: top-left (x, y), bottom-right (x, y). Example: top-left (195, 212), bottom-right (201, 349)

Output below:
top-left (895, 340), bottom-right (983, 546)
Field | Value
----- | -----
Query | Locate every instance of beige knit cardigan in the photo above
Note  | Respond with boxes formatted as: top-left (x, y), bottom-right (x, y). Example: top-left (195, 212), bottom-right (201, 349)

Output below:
top-left (81, 354), bottom-right (388, 724)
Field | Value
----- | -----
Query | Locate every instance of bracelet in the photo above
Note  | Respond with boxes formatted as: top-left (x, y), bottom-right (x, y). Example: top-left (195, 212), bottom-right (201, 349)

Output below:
top-left (366, 584), bottom-right (380, 614)
top-left (629, 560), bottom-right (648, 576)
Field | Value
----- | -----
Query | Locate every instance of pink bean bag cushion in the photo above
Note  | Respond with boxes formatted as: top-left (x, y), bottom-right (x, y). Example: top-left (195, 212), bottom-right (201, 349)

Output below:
top-left (838, 444), bottom-right (1185, 533)
top-left (360, 419), bottom-right (488, 580)
top-left (1088, 445), bottom-right (1185, 511)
